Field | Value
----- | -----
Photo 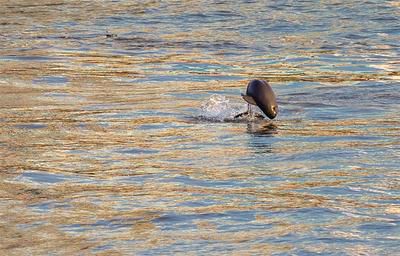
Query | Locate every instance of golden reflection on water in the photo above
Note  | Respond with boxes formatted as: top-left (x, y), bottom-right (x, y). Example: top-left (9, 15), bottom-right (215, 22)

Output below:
top-left (1, 0), bottom-right (400, 254)
top-left (1, 72), bottom-right (399, 254)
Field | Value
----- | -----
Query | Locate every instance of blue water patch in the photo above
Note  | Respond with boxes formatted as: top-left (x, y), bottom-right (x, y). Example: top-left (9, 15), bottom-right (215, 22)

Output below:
top-left (271, 207), bottom-right (342, 226)
top-left (15, 123), bottom-right (47, 129)
top-left (92, 245), bottom-right (114, 253)
top-left (175, 199), bottom-right (220, 208)
top-left (118, 148), bottom-right (159, 155)
top-left (0, 55), bottom-right (64, 62)
top-left (16, 172), bottom-right (81, 184)
top-left (284, 57), bottom-right (312, 63)
top-left (33, 76), bottom-right (69, 85)
top-left (302, 135), bottom-right (384, 143)
top-left (136, 123), bottom-right (166, 130)
top-left (13, 170), bottom-right (95, 185)
top-left (16, 171), bottom-right (71, 184)
top-left (331, 64), bottom-right (383, 73)
top-left (353, 80), bottom-right (388, 87)
top-left (358, 222), bottom-right (400, 236)
top-left (62, 223), bottom-right (92, 233)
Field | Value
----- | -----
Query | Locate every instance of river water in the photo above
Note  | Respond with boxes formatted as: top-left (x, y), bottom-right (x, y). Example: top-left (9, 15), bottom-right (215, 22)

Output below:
top-left (1, 1), bottom-right (399, 255)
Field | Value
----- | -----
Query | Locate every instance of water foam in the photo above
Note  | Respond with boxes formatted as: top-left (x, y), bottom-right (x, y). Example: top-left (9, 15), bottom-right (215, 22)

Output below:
top-left (199, 94), bottom-right (262, 122)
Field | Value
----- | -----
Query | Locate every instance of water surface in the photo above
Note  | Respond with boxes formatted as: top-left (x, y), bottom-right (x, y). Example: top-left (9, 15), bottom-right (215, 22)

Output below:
top-left (0, 0), bottom-right (399, 255)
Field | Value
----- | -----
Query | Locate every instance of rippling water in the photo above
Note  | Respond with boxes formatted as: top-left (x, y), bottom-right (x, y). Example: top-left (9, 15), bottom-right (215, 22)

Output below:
top-left (1, 0), bottom-right (399, 255)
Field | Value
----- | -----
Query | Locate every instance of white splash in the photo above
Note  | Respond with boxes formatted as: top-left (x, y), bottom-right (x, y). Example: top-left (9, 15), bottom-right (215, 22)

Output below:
top-left (199, 94), bottom-right (253, 122)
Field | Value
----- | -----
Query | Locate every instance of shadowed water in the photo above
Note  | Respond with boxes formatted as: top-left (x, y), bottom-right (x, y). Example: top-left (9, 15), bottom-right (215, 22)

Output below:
top-left (1, 0), bottom-right (399, 255)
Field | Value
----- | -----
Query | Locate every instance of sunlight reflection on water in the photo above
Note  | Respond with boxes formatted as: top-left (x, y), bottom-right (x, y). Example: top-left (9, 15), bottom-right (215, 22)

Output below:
top-left (0, 0), bottom-right (399, 255)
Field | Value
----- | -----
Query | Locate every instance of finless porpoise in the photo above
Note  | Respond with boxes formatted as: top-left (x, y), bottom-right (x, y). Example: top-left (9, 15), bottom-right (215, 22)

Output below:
top-left (235, 79), bottom-right (278, 119)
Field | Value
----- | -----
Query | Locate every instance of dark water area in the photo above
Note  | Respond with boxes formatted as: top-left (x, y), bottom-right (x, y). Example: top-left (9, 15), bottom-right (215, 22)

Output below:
top-left (0, 0), bottom-right (399, 255)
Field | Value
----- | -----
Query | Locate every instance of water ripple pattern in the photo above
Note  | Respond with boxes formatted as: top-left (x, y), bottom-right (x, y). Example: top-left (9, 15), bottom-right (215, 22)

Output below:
top-left (0, 1), bottom-right (399, 255)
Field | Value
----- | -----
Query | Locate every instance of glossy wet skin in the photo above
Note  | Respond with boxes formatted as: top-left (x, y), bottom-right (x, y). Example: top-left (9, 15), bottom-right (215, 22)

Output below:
top-left (244, 80), bottom-right (278, 119)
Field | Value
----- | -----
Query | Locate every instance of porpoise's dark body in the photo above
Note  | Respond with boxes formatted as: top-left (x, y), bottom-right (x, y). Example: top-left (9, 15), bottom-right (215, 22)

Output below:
top-left (241, 80), bottom-right (278, 119)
